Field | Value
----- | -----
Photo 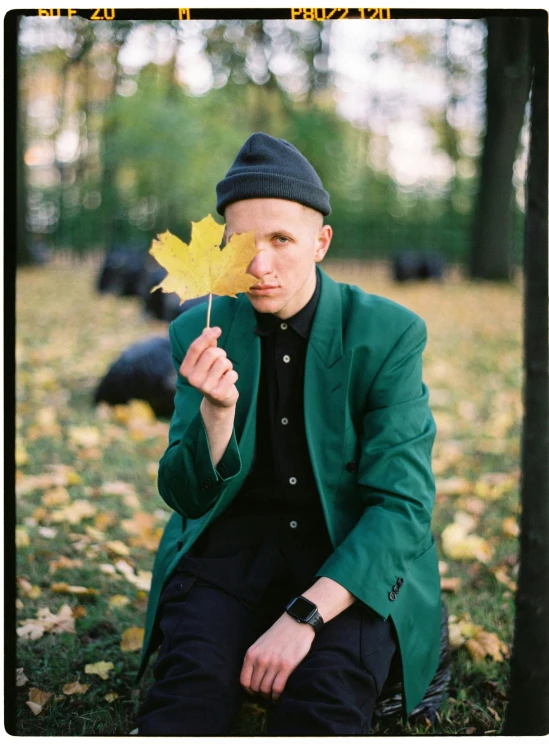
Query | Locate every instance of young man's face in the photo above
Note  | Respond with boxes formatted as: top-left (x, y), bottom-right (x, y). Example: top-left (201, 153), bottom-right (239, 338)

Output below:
top-left (224, 198), bottom-right (332, 319)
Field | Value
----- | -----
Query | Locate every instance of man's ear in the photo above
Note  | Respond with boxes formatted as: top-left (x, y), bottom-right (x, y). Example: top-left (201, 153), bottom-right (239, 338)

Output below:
top-left (315, 224), bottom-right (333, 261)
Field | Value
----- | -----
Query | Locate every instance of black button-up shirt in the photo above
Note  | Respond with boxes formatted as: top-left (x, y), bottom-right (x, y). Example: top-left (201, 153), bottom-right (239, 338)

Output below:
top-left (175, 266), bottom-right (333, 605)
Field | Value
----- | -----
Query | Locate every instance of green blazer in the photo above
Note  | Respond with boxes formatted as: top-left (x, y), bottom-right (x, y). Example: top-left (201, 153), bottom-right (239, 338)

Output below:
top-left (137, 265), bottom-right (441, 718)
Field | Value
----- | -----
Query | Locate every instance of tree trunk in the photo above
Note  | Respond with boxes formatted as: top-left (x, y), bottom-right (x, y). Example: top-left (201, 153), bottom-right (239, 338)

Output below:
top-left (503, 17), bottom-right (549, 735)
top-left (470, 17), bottom-right (532, 280)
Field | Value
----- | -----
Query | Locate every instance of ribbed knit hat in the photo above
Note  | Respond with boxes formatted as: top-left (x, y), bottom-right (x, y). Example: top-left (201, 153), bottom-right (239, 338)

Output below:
top-left (216, 132), bottom-right (331, 216)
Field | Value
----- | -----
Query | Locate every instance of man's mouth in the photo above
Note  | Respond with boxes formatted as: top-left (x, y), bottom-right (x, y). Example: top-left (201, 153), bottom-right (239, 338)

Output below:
top-left (249, 285), bottom-right (278, 293)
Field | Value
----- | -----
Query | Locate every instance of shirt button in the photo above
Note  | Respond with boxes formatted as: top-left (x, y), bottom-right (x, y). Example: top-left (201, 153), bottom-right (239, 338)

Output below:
top-left (281, 417), bottom-right (289, 425)
top-left (290, 520), bottom-right (298, 528)
top-left (289, 477), bottom-right (297, 485)
top-left (283, 354), bottom-right (291, 363)
top-left (280, 322), bottom-right (288, 330)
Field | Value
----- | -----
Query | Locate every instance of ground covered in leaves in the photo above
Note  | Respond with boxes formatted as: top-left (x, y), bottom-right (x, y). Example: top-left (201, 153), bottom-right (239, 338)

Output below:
top-left (14, 258), bottom-right (522, 735)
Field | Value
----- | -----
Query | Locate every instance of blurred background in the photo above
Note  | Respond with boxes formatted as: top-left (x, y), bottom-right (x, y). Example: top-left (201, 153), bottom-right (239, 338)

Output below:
top-left (16, 15), bottom-right (530, 275)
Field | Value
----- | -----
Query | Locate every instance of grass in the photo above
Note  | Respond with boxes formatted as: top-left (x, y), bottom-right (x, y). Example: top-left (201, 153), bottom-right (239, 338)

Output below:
top-left (13, 257), bottom-right (522, 735)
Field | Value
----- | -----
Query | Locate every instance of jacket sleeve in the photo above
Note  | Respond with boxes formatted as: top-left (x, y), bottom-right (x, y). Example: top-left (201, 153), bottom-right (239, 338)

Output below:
top-left (314, 317), bottom-right (437, 619)
top-left (157, 321), bottom-right (242, 519)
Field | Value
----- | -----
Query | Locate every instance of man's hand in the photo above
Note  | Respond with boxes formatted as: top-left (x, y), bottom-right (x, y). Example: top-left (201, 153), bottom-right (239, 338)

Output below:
top-left (179, 326), bottom-right (239, 409)
top-left (240, 613), bottom-right (315, 703)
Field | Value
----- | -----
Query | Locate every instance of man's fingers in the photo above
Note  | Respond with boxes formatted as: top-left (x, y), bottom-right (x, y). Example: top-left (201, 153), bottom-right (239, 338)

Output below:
top-left (258, 666), bottom-right (278, 699)
top-left (185, 347), bottom-right (229, 389)
top-left (240, 653), bottom-right (254, 694)
top-left (190, 353), bottom-right (231, 391)
top-left (271, 669), bottom-right (290, 702)
top-left (180, 327), bottom-right (221, 377)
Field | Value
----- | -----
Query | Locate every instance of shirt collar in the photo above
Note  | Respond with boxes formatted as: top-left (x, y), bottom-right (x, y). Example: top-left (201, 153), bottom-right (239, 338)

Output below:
top-left (253, 266), bottom-right (321, 339)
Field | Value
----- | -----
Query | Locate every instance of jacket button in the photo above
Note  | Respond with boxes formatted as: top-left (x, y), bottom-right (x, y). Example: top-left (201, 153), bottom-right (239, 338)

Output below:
top-left (396, 577), bottom-right (404, 587)
top-left (388, 591), bottom-right (397, 601)
top-left (392, 584), bottom-right (400, 593)
top-left (346, 460), bottom-right (358, 472)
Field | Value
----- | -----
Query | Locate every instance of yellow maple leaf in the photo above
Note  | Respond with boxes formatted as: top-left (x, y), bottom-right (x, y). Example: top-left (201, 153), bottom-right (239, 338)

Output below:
top-left (120, 626), bottom-right (145, 653)
top-left (85, 661), bottom-right (114, 680)
top-left (149, 215), bottom-right (257, 325)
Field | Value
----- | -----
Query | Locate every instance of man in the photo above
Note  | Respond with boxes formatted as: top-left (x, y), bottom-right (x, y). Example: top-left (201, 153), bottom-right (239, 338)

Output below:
top-left (136, 133), bottom-right (441, 735)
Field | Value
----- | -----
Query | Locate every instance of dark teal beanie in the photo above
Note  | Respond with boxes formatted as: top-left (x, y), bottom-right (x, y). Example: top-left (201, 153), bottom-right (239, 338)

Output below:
top-left (216, 132), bottom-right (331, 216)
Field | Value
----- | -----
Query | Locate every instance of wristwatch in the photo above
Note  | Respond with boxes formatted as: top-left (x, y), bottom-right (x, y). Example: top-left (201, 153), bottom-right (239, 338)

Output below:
top-left (285, 596), bottom-right (324, 632)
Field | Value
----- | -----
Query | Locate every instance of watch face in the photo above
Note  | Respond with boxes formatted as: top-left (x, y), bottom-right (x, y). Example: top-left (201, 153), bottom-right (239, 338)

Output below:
top-left (288, 597), bottom-right (316, 621)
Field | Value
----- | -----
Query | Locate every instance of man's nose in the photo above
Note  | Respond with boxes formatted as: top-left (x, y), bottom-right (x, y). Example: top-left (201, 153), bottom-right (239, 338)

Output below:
top-left (247, 248), bottom-right (272, 279)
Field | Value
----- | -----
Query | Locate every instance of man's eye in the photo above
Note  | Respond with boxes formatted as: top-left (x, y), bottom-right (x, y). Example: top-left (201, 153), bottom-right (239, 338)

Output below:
top-left (275, 236), bottom-right (289, 244)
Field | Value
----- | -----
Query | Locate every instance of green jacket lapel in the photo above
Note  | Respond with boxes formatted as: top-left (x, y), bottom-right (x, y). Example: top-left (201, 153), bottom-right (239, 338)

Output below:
top-left (305, 268), bottom-right (356, 546)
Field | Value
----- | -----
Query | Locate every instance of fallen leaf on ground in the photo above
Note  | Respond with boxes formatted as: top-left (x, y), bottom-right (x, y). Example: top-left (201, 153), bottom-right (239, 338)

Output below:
top-left (62, 681), bottom-right (89, 695)
top-left (120, 626), bottom-right (145, 652)
top-left (85, 661), bottom-right (114, 680)
top-left (26, 687), bottom-right (53, 715)
top-left (465, 630), bottom-right (508, 662)
top-left (104, 540), bottom-right (130, 556)
top-left (73, 605), bottom-right (87, 619)
top-left (41, 486), bottom-right (71, 507)
top-left (49, 556), bottom-right (84, 574)
top-left (441, 577), bottom-right (461, 592)
top-left (448, 613), bottom-right (508, 662)
top-left (436, 476), bottom-right (472, 497)
top-left (51, 582), bottom-right (99, 597)
top-left (502, 516), bottom-right (520, 538)
top-left (105, 692), bottom-right (118, 702)
top-left (16, 526), bottom-right (30, 548)
top-left (50, 499), bottom-right (97, 525)
top-left (109, 595), bottom-right (131, 609)
top-left (67, 426), bottom-right (101, 448)
top-left (16, 441), bottom-right (29, 467)
top-left (16, 668), bottom-right (29, 687)
top-left (38, 526), bottom-right (57, 539)
top-left (441, 511), bottom-right (493, 563)
top-left (492, 567), bottom-right (517, 592)
top-left (18, 604), bottom-right (75, 640)
top-left (17, 577), bottom-right (42, 599)
top-left (113, 400), bottom-right (156, 425)
top-left (474, 472), bottom-right (516, 500)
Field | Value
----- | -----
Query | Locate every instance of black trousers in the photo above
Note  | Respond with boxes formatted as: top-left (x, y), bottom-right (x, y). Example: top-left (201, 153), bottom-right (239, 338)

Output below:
top-left (137, 567), bottom-right (397, 736)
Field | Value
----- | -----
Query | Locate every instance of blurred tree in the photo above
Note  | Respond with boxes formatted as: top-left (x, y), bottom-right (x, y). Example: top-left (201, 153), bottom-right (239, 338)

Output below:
top-left (470, 17), bottom-right (532, 280)
top-left (503, 18), bottom-right (548, 735)
top-left (16, 16), bottom-right (32, 266)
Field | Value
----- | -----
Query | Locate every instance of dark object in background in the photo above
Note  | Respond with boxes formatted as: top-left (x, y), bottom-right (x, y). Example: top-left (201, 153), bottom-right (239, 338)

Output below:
top-left (97, 249), bottom-right (147, 296)
top-left (94, 336), bottom-right (176, 418)
top-left (392, 252), bottom-right (445, 282)
top-left (372, 600), bottom-right (451, 725)
top-left (140, 270), bottom-right (214, 322)
top-left (29, 238), bottom-right (49, 265)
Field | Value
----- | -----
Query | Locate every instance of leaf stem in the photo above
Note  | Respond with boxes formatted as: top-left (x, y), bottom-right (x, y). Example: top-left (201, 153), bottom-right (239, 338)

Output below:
top-left (207, 292), bottom-right (212, 328)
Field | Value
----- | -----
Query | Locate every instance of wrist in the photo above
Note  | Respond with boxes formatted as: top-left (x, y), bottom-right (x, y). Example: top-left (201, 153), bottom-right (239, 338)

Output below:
top-left (285, 595), bottom-right (324, 633)
top-left (200, 397), bottom-right (236, 418)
